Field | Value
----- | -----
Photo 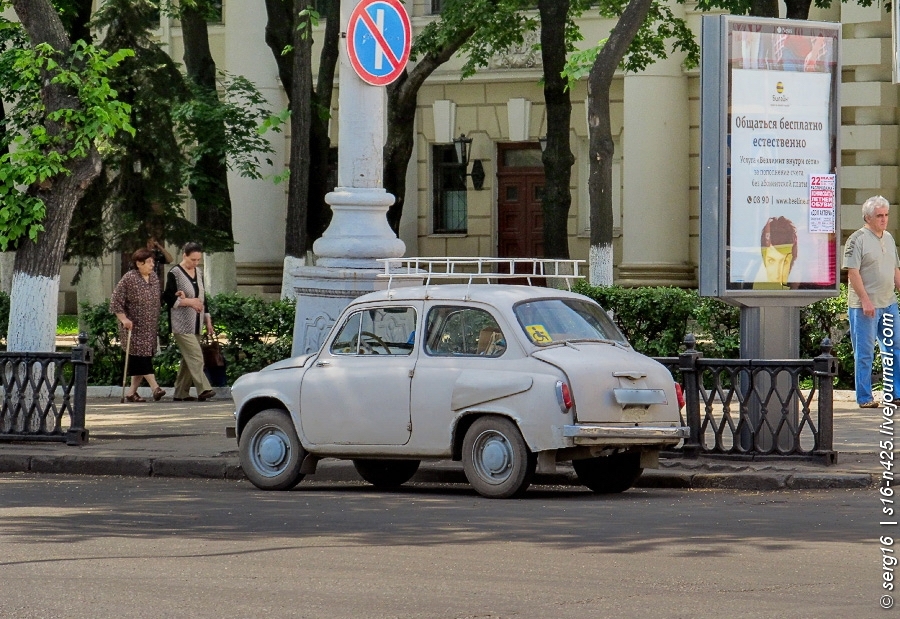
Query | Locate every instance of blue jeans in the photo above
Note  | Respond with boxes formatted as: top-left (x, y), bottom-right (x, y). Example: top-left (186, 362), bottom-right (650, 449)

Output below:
top-left (849, 304), bottom-right (900, 405)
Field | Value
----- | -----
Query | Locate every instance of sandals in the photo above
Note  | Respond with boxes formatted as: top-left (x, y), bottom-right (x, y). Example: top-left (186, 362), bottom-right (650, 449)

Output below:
top-left (124, 393), bottom-right (146, 403)
top-left (198, 389), bottom-right (216, 401)
top-left (153, 388), bottom-right (166, 401)
top-left (860, 401), bottom-right (880, 408)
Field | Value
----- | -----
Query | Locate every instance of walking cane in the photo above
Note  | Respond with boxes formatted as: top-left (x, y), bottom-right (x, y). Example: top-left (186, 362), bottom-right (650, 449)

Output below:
top-left (120, 328), bottom-right (132, 403)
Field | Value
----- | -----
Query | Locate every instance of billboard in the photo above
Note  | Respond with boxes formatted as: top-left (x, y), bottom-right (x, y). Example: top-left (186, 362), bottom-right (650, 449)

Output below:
top-left (700, 16), bottom-right (841, 303)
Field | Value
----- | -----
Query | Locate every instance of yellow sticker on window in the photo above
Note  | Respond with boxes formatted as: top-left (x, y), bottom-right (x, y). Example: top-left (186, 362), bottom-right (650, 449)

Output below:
top-left (525, 325), bottom-right (552, 343)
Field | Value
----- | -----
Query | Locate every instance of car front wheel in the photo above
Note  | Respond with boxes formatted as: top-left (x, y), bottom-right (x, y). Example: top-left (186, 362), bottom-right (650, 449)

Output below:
top-left (572, 451), bottom-right (643, 494)
top-left (239, 409), bottom-right (306, 491)
top-left (462, 416), bottom-right (535, 499)
top-left (353, 459), bottom-right (420, 488)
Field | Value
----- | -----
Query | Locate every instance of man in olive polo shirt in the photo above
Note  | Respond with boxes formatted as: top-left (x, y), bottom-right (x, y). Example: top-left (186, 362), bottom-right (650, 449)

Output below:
top-left (843, 195), bottom-right (900, 408)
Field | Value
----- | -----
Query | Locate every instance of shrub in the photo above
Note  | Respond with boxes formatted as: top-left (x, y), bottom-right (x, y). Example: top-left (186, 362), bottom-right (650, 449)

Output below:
top-left (79, 294), bottom-right (296, 386)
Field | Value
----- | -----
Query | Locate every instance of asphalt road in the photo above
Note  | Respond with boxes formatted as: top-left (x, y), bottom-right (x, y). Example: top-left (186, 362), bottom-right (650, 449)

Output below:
top-left (0, 474), bottom-right (885, 619)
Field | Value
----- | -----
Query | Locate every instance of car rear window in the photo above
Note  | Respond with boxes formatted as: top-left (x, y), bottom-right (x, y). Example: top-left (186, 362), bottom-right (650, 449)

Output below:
top-left (513, 298), bottom-right (628, 346)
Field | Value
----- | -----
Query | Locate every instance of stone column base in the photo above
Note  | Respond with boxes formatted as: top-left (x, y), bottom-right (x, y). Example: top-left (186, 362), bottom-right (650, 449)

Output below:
top-left (616, 263), bottom-right (697, 288)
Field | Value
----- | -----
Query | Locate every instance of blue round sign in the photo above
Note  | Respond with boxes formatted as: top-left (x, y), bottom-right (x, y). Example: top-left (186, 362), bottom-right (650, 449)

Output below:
top-left (346, 0), bottom-right (411, 86)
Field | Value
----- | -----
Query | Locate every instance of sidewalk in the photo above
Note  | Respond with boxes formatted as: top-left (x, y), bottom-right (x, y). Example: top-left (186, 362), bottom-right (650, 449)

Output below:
top-left (0, 388), bottom-right (882, 491)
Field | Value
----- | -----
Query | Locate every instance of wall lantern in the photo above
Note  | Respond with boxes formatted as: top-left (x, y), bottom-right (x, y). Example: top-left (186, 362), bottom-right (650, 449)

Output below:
top-left (538, 136), bottom-right (548, 152)
top-left (453, 133), bottom-right (485, 190)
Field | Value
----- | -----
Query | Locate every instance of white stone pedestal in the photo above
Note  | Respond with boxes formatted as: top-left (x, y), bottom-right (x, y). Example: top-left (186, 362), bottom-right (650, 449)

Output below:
top-left (290, 266), bottom-right (386, 356)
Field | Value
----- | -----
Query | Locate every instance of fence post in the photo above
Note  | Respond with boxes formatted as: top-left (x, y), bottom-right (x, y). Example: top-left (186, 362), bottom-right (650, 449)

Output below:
top-left (679, 333), bottom-right (703, 457)
top-left (813, 337), bottom-right (837, 464)
top-left (65, 333), bottom-right (92, 446)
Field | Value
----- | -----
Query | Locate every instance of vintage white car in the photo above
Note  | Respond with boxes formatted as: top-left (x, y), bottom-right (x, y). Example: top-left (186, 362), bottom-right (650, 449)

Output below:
top-left (231, 260), bottom-right (688, 498)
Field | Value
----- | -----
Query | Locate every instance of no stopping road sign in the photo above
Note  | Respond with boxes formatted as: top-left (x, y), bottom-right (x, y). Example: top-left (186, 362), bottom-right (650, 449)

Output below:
top-left (346, 0), bottom-right (411, 86)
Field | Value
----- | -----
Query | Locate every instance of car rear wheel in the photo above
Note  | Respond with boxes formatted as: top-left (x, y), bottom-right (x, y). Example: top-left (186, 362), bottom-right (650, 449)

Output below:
top-left (352, 459), bottom-right (420, 488)
top-left (572, 451), bottom-right (643, 494)
top-left (239, 409), bottom-right (306, 491)
top-left (462, 416), bottom-right (535, 499)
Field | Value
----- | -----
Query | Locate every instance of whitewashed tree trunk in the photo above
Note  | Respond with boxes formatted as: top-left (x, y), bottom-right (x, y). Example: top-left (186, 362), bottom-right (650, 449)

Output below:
top-left (589, 243), bottom-right (614, 287)
top-left (203, 251), bottom-right (236, 297)
top-left (8, 272), bottom-right (59, 352)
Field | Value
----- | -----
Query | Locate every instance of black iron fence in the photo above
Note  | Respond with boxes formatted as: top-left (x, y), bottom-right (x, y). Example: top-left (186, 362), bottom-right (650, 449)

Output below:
top-left (655, 335), bottom-right (838, 464)
top-left (0, 334), bottom-right (92, 446)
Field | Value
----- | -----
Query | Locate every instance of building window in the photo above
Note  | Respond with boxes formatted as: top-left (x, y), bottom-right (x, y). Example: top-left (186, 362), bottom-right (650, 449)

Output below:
top-left (207, 1), bottom-right (224, 23)
top-left (432, 144), bottom-right (467, 234)
top-left (430, 0), bottom-right (444, 14)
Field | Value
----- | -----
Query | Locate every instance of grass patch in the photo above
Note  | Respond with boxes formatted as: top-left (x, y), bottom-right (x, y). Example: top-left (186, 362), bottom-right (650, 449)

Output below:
top-left (57, 315), bottom-right (79, 336)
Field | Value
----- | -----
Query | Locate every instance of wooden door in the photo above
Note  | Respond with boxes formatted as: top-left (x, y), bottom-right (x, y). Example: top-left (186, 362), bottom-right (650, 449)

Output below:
top-left (497, 143), bottom-right (545, 258)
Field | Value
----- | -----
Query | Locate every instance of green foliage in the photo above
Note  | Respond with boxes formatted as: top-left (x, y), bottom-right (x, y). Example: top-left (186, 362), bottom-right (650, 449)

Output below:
top-left (173, 73), bottom-right (280, 183)
top-left (79, 294), bottom-right (296, 386)
top-left (57, 314), bottom-right (79, 335)
top-left (801, 284), bottom-right (856, 387)
top-left (0, 26), bottom-right (134, 250)
top-left (562, 0), bottom-right (700, 90)
top-left (207, 294), bottom-right (296, 382)
top-left (413, 0), bottom-right (539, 79)
top-left (573, 282), bottom-right (695, 356)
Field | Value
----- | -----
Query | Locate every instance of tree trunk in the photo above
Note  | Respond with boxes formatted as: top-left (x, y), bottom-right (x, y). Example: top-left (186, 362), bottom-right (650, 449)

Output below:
top-left (783, 0), bottom-right (812, 19)
top-left (587, 0), bottom-right (653, 286)
top-left (285, 0), bottom-right (313, 258)
top-left (385, 73), bottom-right (418, 233)
top-left (749, 0), bottom-right (779, 17)
top-left (307, 0), bottom-right (341, 243)
top-left (181, 4), bottom-right (235, 253)
top-left (263, 0), bottom-right (294, 95)
top-left (264, 0), bottom-right (340, 250)
top-left (538, 0), bottom-right (575, 260)
top-left (67, 0), bottom-right (94, 44)
top-left (8, 0), bottom-right (104, 351)
top-left (384, 28), bottom-right (475, 234)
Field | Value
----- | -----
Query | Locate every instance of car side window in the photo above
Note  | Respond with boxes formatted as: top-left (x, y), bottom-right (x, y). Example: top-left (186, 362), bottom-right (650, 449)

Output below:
top-left (330, 307), bottom-right (417, 355)
top-left (425, 306), bottom-right (506, 357)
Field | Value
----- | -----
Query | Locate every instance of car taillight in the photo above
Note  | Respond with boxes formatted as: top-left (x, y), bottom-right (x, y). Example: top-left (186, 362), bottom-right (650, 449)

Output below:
top-left (674, 382), bottom-right (685, 410)
top-left (556, 380), bottom-right (573, 413)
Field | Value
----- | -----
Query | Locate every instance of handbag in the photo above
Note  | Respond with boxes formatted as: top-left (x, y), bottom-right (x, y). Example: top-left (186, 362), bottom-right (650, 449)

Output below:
top-left (201, 333), bottom-right (227, 387)
top-left (201, 334), bottom-right (225, 367)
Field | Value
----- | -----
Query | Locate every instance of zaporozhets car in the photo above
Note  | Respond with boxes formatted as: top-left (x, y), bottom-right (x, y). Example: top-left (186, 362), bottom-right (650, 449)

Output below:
top-left (230, 259), bottom-right (689, 499)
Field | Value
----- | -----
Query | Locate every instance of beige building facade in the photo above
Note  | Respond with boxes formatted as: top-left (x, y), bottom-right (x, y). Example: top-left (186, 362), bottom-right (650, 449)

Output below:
top-left (48, 0), bottom-right (900, 308)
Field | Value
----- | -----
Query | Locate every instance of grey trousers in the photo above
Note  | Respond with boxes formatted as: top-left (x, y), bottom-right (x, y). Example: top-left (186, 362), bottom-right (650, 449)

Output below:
top-left (173, 333), bottom-right (213, 398)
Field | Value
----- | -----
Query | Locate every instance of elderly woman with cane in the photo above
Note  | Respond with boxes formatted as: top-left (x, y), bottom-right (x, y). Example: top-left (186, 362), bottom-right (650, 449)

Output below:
top-left (111, 247), bottom-right (166, 402)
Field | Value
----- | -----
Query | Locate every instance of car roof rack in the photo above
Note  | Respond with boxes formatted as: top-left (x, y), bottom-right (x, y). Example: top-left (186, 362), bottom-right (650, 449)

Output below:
top-left (378, 257), bottom-right (586, 292)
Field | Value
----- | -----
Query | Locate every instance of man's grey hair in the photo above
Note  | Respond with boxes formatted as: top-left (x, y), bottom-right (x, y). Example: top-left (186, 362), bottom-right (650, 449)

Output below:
top-left (863, 195), bottom-right (890, 220)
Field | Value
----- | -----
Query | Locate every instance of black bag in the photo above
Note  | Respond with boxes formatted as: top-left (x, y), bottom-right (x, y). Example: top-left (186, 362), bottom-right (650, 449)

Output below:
top-left (201, 334), bottom-right (227, 387)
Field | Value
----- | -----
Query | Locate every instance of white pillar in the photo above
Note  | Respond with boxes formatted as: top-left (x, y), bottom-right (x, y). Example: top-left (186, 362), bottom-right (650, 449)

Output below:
top-left (224, 1), bottom-right (287, 268)
top-left (312, 0), bottom-right (405, 268)
top-left (619, 55), bottom-right (693, 287)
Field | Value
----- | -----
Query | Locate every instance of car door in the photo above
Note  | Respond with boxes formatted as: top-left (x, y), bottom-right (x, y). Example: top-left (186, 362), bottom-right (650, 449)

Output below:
top-left (409, 304), bottom-right (523, 451)
top-left (299, 304), bottom-right (419, 446)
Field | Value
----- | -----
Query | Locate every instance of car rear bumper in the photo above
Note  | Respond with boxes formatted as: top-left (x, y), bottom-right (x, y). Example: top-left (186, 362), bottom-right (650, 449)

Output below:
top-left (563, 424), bottom-right (690, 446)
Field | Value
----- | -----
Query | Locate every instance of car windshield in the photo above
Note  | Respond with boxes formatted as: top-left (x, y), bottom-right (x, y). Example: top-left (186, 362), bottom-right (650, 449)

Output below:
top-left (513, 298), bottom-right (628, 346)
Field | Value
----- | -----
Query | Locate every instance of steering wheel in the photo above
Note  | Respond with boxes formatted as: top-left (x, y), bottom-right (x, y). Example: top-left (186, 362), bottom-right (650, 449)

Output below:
top-left (352, 331), bottom-right (392, 355)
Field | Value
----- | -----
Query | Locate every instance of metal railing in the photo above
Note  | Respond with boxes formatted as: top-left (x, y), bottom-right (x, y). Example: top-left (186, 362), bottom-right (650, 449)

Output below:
top-left (377, 257), bottom-right (586, 289)
top-left (655, 335), bottom-right (838, 464)
top-left (0, 334), bottom-right (93, 446)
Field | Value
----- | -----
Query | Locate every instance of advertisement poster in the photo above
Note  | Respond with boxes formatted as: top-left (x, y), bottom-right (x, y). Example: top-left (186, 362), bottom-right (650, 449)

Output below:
top-left (727, 25), bottom-right (838, 290)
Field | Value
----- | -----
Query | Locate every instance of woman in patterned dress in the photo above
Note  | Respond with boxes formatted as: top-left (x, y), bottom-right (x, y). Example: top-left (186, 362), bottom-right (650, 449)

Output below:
top-left (111, 248), bottom-right (165, 402)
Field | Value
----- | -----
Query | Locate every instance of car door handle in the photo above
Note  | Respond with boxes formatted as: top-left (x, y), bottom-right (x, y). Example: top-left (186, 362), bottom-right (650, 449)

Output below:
top-left (316, 361), bottom-right (331, 367)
